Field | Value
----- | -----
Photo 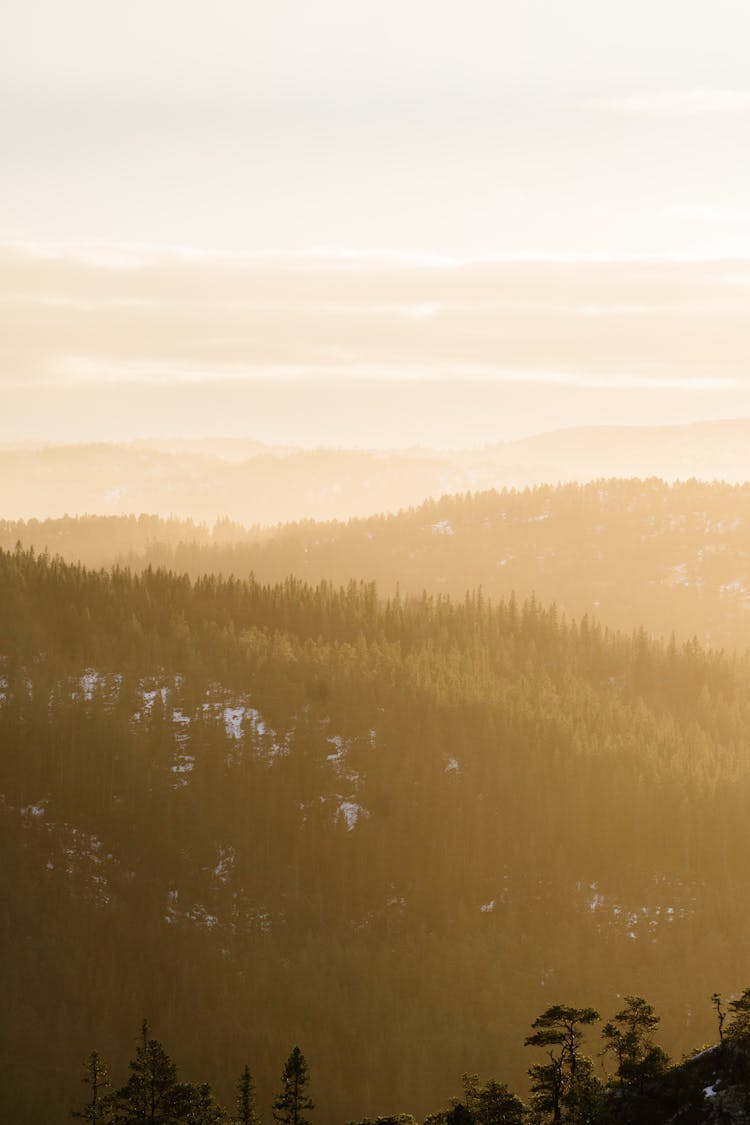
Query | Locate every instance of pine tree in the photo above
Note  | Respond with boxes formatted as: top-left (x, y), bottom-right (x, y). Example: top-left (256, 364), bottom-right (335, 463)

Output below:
top-left (234, 1065), bottom-right (259, 1125)
top-left (71, 1050), bottom-right (112, 1124)
top-left (185, 1081), bottom-right (228, 1124)
top-left (272, 1047), bottom-right (314, 1125)
top-left (725, 987), bottom-right (750, 1042)
top-left (113, 1018), bottom-right (181, 1124)
top-left (525, 1005), bottom-right (600, 1124)
top-left (601, 996), bottom-right (669, 1095)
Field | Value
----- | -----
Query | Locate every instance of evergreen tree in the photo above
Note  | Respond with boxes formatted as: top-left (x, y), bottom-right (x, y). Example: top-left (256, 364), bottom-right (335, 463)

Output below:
top-left (113, 1019), bottom-right (181, 1124)
top-left (525, 1006), bottom-right (600, 1125)
top-left (725, 987), bottom-right (750, 1042)
top-left (454, 1073), bottom-right (524, 1125)
top-left (72, 1050), bottom-right (112, 1124)
top-left (233, 1066), bottom-right (259, 1125)
top-left (527, 1058), bottom-right (565, 1125)
top-left (272, 1048), bottom-right (314, 1125)
top-left (185, 1082), bottom-right (227, 1124)
top-left (601, 996), bottom-right (669, 1095)
top-left (473, 1078), bottom-right (525, 1125)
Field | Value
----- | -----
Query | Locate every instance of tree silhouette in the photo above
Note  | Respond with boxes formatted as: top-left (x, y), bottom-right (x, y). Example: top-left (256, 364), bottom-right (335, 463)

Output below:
top-left (273, 1047), bottom-right (314, 1125)
top-left (113, 1019), bottom-right (181, 1124)
top-left (71, 1050), bottom-right (112, 1124)
top-left (233, 1065), bottom-right (259, 1125)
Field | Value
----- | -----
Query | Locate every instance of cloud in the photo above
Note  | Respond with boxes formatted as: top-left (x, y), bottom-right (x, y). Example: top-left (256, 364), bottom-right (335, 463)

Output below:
top-left (47, 358), bottom-right (747, 392)
top-left (660, 205), bottom-right (750, 223)
top-left (591, 89), bottom-right (750, 115)
top-left (2, 243), bottom-right (750, 396)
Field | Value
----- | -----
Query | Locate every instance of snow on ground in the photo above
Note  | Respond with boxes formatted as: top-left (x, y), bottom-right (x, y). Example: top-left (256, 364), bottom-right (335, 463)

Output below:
top-left (720, 578), bottom-right (747, 596)
top-left (80, 670), bottom-right (99, 699)
top-left (142, 686), bottom-right (168, 711)
top-left (578, 878), bottom-right (693, 938)
top-left (171, 708), bottom-right (191, 744)
top-left (327, 735), bottom-right (346, 762)
top-left (667, 563), bottom-right (690, 587)
top-left (186, 905), bottom-right (219, 929)
top-left (171, 754), bottom-right (195, 783)
top-left (210, 847), bottom-right (236, 884)
top-left (22, 801), bottom-right (47, 818)
top-left (338, 800), bottom-right (366, 830)
top-left (223, 706), bottom-right (245, 739)
top-left (431, 519), bottom-right (456, 536)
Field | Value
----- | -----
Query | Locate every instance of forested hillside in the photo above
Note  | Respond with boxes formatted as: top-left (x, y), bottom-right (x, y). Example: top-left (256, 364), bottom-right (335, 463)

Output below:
top-left (3, 422), bottom-right (750, 525)
top-left (2, 547), bottom-right (750, 1122)
top-left (4, 477), bottom-right (750, 650)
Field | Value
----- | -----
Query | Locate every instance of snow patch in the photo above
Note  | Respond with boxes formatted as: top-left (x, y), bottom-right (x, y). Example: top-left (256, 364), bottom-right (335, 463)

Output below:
top-left (211, 847), bottom-right (236, 884)
top-left (80, 670), bottom-right (99, 700)
top-left (327, 735), bottom-right (346, 763)
top-left (171, 753), bottom-right (195, 779)
top-left (338, 801), bottom-right (365, 830)
top-left (23, 802), bottom-right (47, 818)
top-left (223, 706), bottom-right (245, 740)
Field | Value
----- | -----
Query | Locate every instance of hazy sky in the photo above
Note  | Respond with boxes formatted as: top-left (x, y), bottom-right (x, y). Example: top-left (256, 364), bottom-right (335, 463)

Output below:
top-left (2, 0), bottom-right (750, 444)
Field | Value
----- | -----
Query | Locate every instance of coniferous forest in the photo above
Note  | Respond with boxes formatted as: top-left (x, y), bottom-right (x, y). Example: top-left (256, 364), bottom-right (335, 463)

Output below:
top-left (3, 540), bottom-right (750, 1122)
top-left (3, 477), bottom-right (749, 651)
top-left (6, 1), bottom-right (750, 1121)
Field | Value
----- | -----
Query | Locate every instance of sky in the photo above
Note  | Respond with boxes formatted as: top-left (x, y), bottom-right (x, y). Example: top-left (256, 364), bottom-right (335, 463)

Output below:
top-left (2, 0), bottom-right (750, 446)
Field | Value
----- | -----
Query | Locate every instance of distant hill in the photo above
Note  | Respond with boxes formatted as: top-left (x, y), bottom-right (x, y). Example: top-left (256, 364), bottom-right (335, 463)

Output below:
top-left (5, 477), bottom-right (750, 651)
top-left (2, 419), bottom-right (749, 523)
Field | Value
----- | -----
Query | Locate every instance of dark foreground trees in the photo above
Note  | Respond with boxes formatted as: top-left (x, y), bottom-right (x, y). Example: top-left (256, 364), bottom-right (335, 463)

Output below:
top-left (525, 1005), bottom-right (600, 1125)
top-left (234, 1066), bottom-right (259, 1125)
top-left (71, 1021), bottom-right (266, 1125)
top-left (72, 1051), bottom-right (111, 1124)
top-left (73, 986), bottom-right (750, 1125)
top-left (272, 1047), bottom-right (314, 1125)
top-left (116, 1019), bottom-right (182, 1122)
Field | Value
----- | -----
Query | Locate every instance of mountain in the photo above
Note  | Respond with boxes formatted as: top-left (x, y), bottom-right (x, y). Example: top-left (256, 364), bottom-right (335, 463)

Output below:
top-left (2, 420), bottom-right (749, 524)
top-left (2, 546), bottom-right (750, 1122)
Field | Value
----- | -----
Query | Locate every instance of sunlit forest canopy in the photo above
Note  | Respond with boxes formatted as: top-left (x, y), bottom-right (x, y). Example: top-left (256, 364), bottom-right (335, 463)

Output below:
top-left (4, 476), bottom-right (749, 651)
top-left (2, 545), bottom-right (750, 1122)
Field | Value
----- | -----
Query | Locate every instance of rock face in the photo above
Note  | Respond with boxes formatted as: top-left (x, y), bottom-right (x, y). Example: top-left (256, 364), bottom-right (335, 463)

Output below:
top-left (658, 1042), bottom-right (750, 1125)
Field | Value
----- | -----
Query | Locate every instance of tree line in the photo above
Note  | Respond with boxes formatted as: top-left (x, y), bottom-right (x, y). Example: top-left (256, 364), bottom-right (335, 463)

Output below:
top-left (72, 1027), bottom-right (311, 1125)
top-left (73, 989), bottom-right (750, 1125)
top-left (4, 477), bottom-right (750, 652)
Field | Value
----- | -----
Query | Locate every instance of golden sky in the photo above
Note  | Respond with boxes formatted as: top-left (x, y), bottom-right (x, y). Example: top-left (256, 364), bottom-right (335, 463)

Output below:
top-left (2, 1), bottom-right (750, 444)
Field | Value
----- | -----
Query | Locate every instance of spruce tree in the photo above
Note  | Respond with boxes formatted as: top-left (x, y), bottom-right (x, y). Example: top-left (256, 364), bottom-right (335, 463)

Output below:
top-left (185, 1081), bottom-right (228, 1124)
top-left (234, 1065), bottom-right (259, 1125)
top-left (71, 1050), bottom-right (112, 1124)
top-left (113, 1018), bottom-right (181, 1124)
top-left (272, 1047), bottom-right (314, 1125)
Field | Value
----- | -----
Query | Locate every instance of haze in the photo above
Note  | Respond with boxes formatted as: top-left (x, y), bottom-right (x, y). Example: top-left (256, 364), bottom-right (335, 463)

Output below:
top-left (3, 0), bottom-right (750, 447)
top-left (8, 6), bottom-right (750, 1124)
